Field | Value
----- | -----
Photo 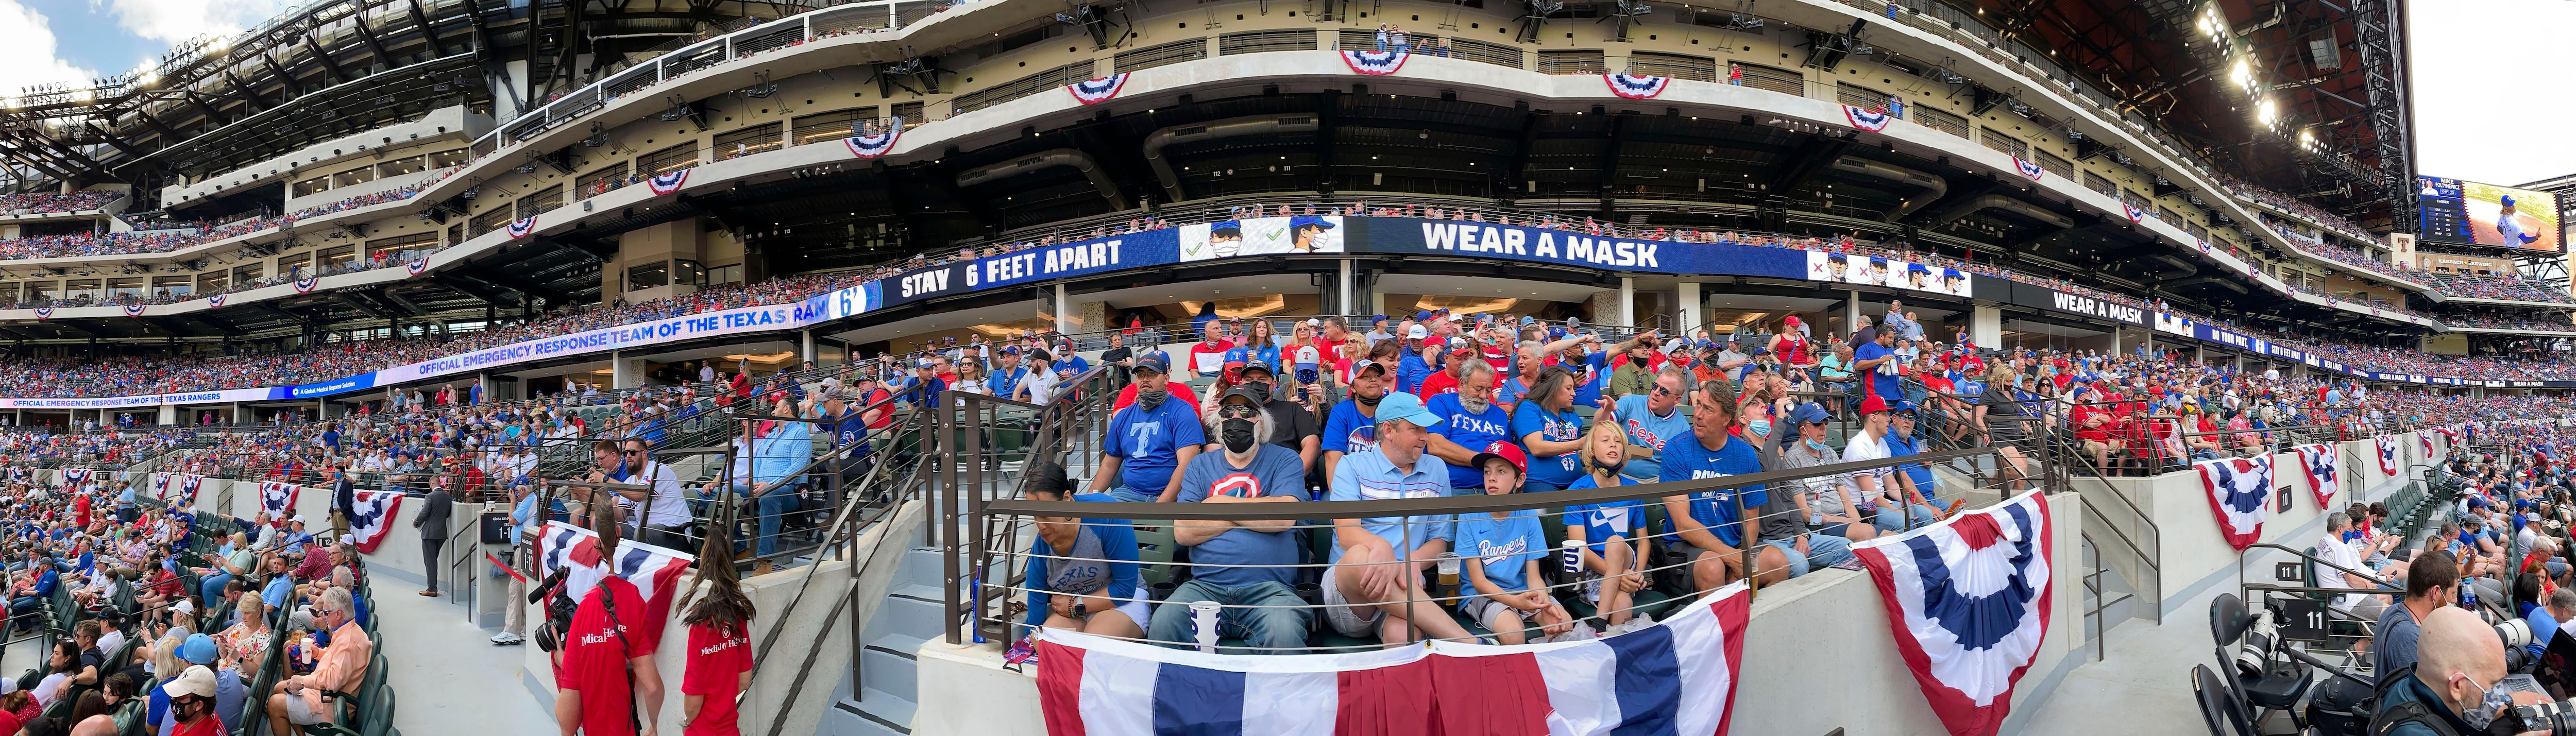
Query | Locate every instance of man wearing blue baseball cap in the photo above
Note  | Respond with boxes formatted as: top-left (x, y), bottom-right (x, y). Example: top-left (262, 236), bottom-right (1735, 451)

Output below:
top-left (1088, 354), bottom-right (1206, 503)
top-left (1323, 391), bottom-right (1475, 645)
top-left (2498, 194), bottom-right (2544, 247)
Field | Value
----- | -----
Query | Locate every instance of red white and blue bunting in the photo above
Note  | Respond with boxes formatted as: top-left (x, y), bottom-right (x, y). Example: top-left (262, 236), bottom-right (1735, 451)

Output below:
top-left (2293, 443), bottom-right (2341, 509)
top-left (57, 468), bottom-right (92, 489)
top-left (2196, 455), bottom-right (2272, 551)
top-left (844, 118), bottom-right (903, 159)
top-left (294, 277), bottom-right (319, 294)
top-left (205, 294), bottom-right (226, 308)
top-left (1037, 582), bottom-right (1752, 736)
top-left (1339, 48), bottom-right (1411, 76)
top-left (346, 489), bottom-right (406, 554)
top-left (2419, 431), bottom-right (2435, 458)
top-left (406, 258), bottom-right (431, 277)
top-left (2121, 203), bottom-right (2146, 224)
top-left (1604, 74), bottom-right (1672, 99)
top-left (171, 474), bottom-right (205, 507)
top-left (535, 521), bottom-right (697, 645)
top-left (259, 480), bottom-right (300, 518)
top-left (2010, 157), bottom-right (2045, 182)
top-left (1853, 488), bottom-right (2054, 736)
top-left (147, 473), bottom-right (170, 501)
top-left (648, 168), bottom-right (690, 196)
top-left (1065, 74), bottom-right (1129, 105)
top-left (2375, 436), bottom-right (2399, 475)
top-left (505, 216), bottom-right (538, 239)
top-left (1843, 104), bottom-right (1894, 132)
top-left (31, 307), bottom-right (50, 320)
top-left (122, 304), bottom-right (145, 317)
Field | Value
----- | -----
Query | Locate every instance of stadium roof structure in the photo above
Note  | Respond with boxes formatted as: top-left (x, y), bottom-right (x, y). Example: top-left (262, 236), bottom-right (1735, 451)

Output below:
top-left (1940, 0), bottom-right (2415, 233)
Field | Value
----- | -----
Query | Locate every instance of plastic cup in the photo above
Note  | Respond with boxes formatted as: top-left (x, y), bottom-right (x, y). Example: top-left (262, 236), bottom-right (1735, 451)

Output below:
top-left (1436, 553), bottom-right (1461, 596)
top-left (1561, 539), bottom-right (1584, 574)
top-left (1188, 600), bottom-right (1223, 654)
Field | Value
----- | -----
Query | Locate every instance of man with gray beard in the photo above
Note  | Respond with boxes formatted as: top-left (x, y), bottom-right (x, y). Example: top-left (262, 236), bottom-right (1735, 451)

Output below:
top-left (1419, 361), bottom-right (1514, 495)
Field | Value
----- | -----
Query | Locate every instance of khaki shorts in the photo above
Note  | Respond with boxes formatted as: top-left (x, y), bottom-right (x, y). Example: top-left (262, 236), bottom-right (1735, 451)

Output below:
top-left (1318, 562), bottom-right (1384, 638)
top-left (282, 692), bottom-right (332, 725)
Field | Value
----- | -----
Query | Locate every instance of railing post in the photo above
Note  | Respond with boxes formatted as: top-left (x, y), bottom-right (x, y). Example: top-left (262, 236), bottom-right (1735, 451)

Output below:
top-left (938, 398), bottom-right (962, 644)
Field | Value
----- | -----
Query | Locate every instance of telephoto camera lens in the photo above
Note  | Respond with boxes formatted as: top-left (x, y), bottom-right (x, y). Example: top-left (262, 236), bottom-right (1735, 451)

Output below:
top-left (2235, 607), bottom-right (2279, 678)
top-left (2510, 700), bottom-right (2576, 736)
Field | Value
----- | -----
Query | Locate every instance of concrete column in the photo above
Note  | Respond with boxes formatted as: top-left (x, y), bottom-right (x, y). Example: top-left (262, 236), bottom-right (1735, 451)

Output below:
top-left (1617, 277), bottom-right (1635, 327)
top-left (1675, 282), bottom-right (1702, 336)
top-left (1052, 283), bottom-right (1070, 334)
top-left (229, 403), bottom-right (244, 426)
top-left (2109, 327), bottom-right (2124, 356)
top-left (801, 330), bottom-right (817, 364)
top-left (2193, 344), bottom-right (2207, 365)
top-left (1845, 291), bottom-right (1863, 335)
top-left (1370, 290), bottom-right (1387, 319)
top-left (1971, 304), bottom-right (2002, 349)
top-left (612, 351), bottom-right (647, 389)
top-left (1338, 260), bottom-right (1355, 316)
top-left (157, 404), bottom-right (176, 426)
top-left (1074, 300), bottom-right (1106, 334)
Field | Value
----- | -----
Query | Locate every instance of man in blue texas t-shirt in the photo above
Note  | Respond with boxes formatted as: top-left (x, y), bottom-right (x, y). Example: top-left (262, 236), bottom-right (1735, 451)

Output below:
top-left (1086, 357), bottom-right (1206, 502)
top-left (1421, 364), bottom-right (1512, 493)
top-left (1657, 384), bottom-right (1786, 592)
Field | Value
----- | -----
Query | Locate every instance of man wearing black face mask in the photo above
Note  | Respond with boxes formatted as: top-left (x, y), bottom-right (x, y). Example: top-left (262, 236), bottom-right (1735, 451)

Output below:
top-left (1151, 386), bottom-right (1311, 653)
top-left (1205, 360), bottom-right (1321, 473)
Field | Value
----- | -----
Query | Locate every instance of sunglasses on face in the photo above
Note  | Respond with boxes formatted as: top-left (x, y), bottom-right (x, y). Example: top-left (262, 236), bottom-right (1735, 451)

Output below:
top-left (1217, 405), bottom-right (1260, 420)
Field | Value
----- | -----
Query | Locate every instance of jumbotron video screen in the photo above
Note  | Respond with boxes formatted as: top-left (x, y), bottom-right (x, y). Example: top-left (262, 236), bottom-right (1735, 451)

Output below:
top-left (2418, 175), bottom-right (2562, 252)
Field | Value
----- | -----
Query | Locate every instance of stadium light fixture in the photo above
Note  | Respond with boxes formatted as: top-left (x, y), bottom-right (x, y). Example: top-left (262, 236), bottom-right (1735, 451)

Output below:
top-left (2257, 97), bottom-right (2278, 128)
top-left (2230, 58), bottom-right (2255, 92)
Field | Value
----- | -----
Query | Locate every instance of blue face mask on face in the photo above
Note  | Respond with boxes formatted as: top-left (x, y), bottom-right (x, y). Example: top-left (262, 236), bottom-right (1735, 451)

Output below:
top-left (1805, 438), bottom-right (1831, 452)
top-left (2454, 673), bottom-right (2516, 732)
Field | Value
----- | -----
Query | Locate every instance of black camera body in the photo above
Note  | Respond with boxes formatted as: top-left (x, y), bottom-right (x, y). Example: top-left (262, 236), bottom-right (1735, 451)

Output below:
top-left (530, 568), bottom-right (577, 653)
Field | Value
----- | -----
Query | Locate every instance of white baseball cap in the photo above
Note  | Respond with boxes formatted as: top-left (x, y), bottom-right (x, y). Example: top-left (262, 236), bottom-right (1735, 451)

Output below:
top-left (1406, 325), bottom-right (1429, 339)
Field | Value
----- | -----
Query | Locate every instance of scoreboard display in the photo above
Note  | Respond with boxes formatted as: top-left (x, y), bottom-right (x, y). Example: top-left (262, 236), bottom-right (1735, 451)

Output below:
top-left (2419, 175), bottom-right (2562, 252)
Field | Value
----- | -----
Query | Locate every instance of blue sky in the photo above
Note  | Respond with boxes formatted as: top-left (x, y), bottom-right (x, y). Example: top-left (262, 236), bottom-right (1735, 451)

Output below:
top-left (0, 0), bottom-right (292, 93)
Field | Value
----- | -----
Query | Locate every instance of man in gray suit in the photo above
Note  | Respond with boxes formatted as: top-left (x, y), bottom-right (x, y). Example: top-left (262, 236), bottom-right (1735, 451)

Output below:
top-left (411, 482), bottom-right (454, 598)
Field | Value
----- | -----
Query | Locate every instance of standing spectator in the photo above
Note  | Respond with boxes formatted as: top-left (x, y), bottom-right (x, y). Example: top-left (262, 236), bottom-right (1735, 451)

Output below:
top-left (546, 510), bottom-right (661, 736)
top-left (412, 477), bottom-right (453, 598)
top-left (1086, 356), bottom-right (1204, 503)
top-left (1149, 387), bottom-right (1310, 653)
top-left (678, 537), bottom-right (755, 736)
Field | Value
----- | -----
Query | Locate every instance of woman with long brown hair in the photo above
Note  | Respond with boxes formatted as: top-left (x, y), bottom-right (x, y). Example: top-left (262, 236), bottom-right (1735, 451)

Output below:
top-left (676, 528), bottom-right (758, 736)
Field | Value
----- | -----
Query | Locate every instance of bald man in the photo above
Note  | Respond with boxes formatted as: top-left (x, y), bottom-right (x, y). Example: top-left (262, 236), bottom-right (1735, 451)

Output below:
top-left (2370, 606), bottom-right (2529, 735)
top-left (70, 715), bottom-right (116, 736)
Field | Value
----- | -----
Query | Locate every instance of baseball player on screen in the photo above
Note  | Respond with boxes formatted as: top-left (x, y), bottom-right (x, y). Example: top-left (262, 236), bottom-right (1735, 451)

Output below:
top-left (2498, 194), bottom-right (2543, 247)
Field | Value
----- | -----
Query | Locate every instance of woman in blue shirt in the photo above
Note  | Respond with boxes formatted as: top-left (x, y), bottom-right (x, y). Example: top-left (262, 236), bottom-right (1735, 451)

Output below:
top-left (1507, 367), bottom-right (1587, 494)
top-left (1017, 463), bottom-right (1144, 641)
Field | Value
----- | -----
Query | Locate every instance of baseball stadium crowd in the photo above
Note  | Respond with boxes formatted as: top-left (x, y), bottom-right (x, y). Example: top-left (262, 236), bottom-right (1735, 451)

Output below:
top-left (0, 191), bottom-right (122, 215)
top-left (2424, 271), bottom-right (2576, 304)
top-left (2219, 174), bottom-right (2380, 246)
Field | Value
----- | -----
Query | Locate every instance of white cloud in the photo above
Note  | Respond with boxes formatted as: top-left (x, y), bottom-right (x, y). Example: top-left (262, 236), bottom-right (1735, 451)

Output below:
top-left (2408, 0), bottom-right (2576, 186)
top-left (105, 0), bottom-right (296, 44)
top-left (0, 0), bottom-right (96, 93)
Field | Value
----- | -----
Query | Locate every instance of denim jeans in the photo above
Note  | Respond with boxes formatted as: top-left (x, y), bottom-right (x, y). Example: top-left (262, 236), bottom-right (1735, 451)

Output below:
top-left (753, 490), bottom-right (800, 558)
top-left (1145, 579), bottom-right (1311, 654)
top-left (200, 572), bottom-right (232, 605)
top-left (1761, 533), bottom-right (1855, 577)
top-left (1107, 486), bottom-right (1160, 503)
top-left (1872, 503), bottom-right (1942, 534)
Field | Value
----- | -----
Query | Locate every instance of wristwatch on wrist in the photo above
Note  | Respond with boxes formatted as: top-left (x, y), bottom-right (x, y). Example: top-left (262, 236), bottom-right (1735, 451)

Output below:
top-left (1071, 601), bottom-right (1087, 618)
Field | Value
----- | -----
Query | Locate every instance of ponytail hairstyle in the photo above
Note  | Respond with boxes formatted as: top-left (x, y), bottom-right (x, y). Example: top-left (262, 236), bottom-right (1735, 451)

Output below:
top-left (681, 516), bottom-right (757, 633)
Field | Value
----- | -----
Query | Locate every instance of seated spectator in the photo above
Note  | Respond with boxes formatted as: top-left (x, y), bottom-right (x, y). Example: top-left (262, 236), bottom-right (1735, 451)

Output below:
top-left (1453, 442), bottom-right (1571, 644)
top-left (1148, 387), bottom-right (1310, 654)
top-left (1562, 416), bottom-right (1649, 628)
top-left (1085, 356), bottom-right (1203, 503)
top-left (1323, 392), bottom-right (1476, 645)
top-left (1015, 463), bottom-right (1144, 640)
top-left (262, 587), bottom-right (367, 735)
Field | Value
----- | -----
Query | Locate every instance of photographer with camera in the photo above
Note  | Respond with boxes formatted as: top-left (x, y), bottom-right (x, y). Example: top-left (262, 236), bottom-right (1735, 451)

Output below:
top-left (2378, 550), bottom-right (2461, 678)
top-left (2372, 606), bottom-right (2547, 735)
top-left (551, 505), bottom-right (666, 736)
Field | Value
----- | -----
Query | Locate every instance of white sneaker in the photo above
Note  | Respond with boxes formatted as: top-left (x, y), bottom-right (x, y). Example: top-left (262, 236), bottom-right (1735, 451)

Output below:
top-left (490, 632), bottom-right (524, 645)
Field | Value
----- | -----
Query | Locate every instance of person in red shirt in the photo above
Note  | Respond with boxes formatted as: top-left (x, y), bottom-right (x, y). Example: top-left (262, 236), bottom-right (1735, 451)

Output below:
top-left (554, 510), bottom-right (665, 736)
top-left (1111, 372), bottom-right (1202, 413)
top-left (164, 665), bottom-right (225, 736)
top-left (1183, 321), bottom-right (1235, 381)
top-left (679, 544), bottom-right (756, 736)
top-left (1415, 347), bottom-right (1478, 398)
top-left (73, 494), bottom-right (90, 528)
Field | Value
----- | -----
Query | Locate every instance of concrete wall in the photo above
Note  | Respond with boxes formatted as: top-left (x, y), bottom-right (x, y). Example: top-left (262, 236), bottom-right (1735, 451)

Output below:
top-left (2133, 435), bottom-right (2445, 617)
top-left (909, 493), bottom-right (2089, 736)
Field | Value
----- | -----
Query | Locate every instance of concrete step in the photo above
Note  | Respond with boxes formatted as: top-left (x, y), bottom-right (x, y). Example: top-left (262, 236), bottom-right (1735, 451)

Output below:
top-left (894, 547), bottom-right (945, 587)
top-left (828, 687), bottom-right (918, 736)
top-left (878, 587), bottom-right (950, 642)
top-left (859, 633), bottom-right (928, 701)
